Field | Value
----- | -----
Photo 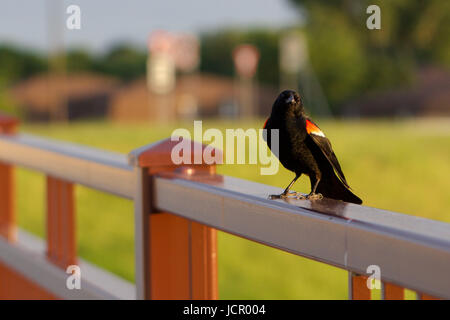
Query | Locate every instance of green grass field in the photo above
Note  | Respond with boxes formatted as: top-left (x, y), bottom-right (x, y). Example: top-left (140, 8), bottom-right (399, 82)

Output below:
top-left (15, 118), bottom-right (450, 299)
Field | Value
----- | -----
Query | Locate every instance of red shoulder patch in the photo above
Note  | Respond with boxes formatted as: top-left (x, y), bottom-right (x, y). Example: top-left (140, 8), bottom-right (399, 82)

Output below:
top-left (306, 119), bottom-right (325, 137)
top-left (263, 118), bottom-right (269, 129)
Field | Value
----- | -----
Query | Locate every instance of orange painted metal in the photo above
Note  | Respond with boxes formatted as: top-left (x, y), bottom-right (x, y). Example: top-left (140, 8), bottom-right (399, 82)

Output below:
top-left (0, 162), bottom-right (16, 241)
top-left (148, 208), bottom-right (218, 300)
top-left (191, 221), bottom-right (218, 300)
top-left (383, 282), bottom-right (404, 300)
top-left (138, 138), bottom-right (219, 300)
top-left (0, 261), bottom-right (56, 300)
top-left (0, 113), bottom-right (18, 135)
top-left (419, 293), bottom-right (440, 300)
top-left (149, 213), bottom-right (190, 299)
top-left (0, 115), bottom-right (57, 299)
top-left (0, 114), bottom-right (18, 242)
top-left (351, 274), bottom-right (371, 300)
top-left (46, 176), bottom-right (77, 269)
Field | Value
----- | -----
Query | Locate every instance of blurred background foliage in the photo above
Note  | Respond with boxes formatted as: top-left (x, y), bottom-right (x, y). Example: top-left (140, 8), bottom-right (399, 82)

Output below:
top-left (289, 0), bottom-right (450, 107)
top-left (1, 0), bottom-right (448, 115)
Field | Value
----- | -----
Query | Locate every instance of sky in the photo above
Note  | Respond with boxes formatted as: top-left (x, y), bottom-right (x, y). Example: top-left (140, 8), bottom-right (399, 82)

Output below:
top-left (0, 0), bottom-right (300, 53)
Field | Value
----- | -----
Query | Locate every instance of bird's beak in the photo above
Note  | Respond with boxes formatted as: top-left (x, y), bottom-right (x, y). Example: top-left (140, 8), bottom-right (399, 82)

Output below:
top-left (285, 95), bottom-right (295, 104)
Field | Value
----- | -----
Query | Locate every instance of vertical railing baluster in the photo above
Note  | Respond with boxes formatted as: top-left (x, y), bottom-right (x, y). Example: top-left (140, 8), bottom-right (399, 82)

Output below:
top-left (46, 176), bottom-right (77, 269)
top-left (381, 282), bottom-right (404, 300)
top-left (0, 114), bottom-right (18, 242)
top-left (417, 293), bottom-right (440, 300)
top-left (349, 272), bottom-right (371, 300)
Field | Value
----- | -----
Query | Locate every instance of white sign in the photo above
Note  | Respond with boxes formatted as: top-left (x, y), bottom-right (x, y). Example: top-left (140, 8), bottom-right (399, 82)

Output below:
top-left (147, 31), bottom-right (176, 94)
top-left (280, 32), bottom-right (308, 74)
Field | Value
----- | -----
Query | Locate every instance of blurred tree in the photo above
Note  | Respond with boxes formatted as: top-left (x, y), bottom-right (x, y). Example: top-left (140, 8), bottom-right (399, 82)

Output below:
top-left (288, 0), bottom-right (450, 110)
top-left (0, 45), bottom-right (47, 83)
top-left (201, 31), bottom-right (238, 78)
top-left (200, 29), bottom-right (280, 86)
top-left (289, 0), bottom-right (450, 64)
top-left (66, 48), bottom-right (95, 73)
top-left (0, 76), bottom-right (21, 118)
top-left (304, 6), bottom-right (369, 110)
top-left (93, 44), bottom-right (147, 82)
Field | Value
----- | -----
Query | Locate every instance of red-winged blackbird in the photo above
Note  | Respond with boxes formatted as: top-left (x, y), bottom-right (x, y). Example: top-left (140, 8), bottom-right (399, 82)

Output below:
top-left (264, 90), bottom-right (362, 204)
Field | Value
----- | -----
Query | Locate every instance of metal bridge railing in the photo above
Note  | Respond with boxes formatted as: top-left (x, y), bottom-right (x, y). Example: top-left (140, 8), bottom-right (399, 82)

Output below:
top-left (0, 113), bottom-right (448, 300)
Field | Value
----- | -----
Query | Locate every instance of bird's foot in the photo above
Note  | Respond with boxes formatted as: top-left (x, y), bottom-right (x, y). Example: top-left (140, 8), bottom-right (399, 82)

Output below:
top-left (305, 193), bottom-right (323, 201)
top-left (269, 190), bottom-right (298, 200)
top-left (295, 193), bottom-right (307, 200)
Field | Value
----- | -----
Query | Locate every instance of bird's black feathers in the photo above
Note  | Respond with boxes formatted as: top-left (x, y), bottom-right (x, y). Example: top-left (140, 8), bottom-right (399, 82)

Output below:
top-left (264, 90), bottom-right (362, 205)
top-left (305, 118), bottom-right (350, 189)
top-left (304, 133), bottom-right (362, 204)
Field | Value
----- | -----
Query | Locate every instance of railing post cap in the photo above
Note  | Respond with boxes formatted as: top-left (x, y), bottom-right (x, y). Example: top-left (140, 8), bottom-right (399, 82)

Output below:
top-left (128, 137), bottom-right (222, 168)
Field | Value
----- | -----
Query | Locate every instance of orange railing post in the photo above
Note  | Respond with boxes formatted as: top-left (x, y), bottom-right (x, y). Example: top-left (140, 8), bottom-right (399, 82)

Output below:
top-left (131, 138), bottom-right (219, 300)
top-left (0, 114), bottom-right (18, 241)
top-left (46, 176), bottom-right (77, 269)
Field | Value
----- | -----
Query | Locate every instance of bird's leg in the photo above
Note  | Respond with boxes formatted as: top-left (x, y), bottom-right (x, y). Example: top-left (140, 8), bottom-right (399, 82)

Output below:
top-left (305, 175), bottom-right (323, 200)
top-left (269, 174), bottom-right (301, 199)
top-left (283, 174), bottom-right (300, 195)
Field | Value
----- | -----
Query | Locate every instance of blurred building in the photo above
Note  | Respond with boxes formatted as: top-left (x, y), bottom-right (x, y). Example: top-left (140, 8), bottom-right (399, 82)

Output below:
top-left (343, 67), bottom-right (450, 118)
top-left (9, 72), bottom-right (278, 123)
top-left (110, 73), bottom-right (278, 122)
top-left (10, 73), bottom-right (118, 121)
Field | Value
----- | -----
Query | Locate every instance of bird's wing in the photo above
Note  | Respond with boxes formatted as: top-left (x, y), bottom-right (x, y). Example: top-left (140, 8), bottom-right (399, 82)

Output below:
top-left (262, 117), bottom-right (271, 146)
top-left (305, 118), bottom-right (350, 188)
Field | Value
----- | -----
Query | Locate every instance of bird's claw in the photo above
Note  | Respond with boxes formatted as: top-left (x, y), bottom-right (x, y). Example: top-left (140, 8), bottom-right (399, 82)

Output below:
top-left (306, 193), bottom-right (323, 201)
top-left (269, 191), bottom-right (323, 201)
top-left (269, 190), bottom-right (299, 200)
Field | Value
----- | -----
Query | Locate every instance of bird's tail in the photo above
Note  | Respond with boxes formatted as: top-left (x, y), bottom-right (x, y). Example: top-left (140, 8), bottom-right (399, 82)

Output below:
top-left (316, 173), bottom-right (362, 205)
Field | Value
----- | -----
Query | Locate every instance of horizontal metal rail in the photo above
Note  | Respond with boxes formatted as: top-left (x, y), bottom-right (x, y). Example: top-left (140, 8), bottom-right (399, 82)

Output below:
top-left (153, 172), bottom-right (450, 299)
top-left (0, 134), bottom-right (134, 199)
